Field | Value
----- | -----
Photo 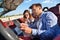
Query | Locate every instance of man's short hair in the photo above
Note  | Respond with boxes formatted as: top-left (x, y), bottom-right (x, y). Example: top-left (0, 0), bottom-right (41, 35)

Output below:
top-left (29, 3), bottom-right (42, 9)
top-left (56, 3), bottom-right (60, 6)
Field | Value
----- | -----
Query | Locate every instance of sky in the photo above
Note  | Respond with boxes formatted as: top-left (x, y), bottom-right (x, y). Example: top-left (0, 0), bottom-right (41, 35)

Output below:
top-left (0, 0), bottom-right (60, 16)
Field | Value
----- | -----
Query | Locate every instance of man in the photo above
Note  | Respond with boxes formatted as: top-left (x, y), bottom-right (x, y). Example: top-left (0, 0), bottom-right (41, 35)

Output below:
top-left (20, 3), bottom-right (60, 40)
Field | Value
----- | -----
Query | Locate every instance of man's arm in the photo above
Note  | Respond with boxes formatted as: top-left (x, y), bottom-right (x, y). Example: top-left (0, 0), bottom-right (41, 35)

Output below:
top-left (32, 11), bottom-right (58, 36)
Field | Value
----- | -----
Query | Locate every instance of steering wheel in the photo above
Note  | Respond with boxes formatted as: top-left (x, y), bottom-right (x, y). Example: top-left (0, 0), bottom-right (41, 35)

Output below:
top-left (0, 20), bottom-right (19, 40)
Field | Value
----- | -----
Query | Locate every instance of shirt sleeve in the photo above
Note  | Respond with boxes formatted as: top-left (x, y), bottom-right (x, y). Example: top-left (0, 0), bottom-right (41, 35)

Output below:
top-left (32, 29), bottom-right (46, 36)
top-left (45, 12), bottom-right (58, 29)
top-left (32, 29), bottom-right (38, 35)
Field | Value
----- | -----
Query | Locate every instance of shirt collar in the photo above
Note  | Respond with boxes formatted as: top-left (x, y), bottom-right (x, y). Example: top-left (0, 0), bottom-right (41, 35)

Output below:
top-left (39, 11), bottom-right (44, 18)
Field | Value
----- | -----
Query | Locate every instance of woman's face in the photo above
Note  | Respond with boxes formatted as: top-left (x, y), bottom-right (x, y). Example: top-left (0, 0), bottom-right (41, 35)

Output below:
top-left (24, 12), bottom-right (30, 19)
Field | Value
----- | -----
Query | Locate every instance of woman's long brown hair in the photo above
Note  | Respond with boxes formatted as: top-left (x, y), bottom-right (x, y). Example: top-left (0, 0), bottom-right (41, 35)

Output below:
top-left (23, 10), bottom-right (32, 19)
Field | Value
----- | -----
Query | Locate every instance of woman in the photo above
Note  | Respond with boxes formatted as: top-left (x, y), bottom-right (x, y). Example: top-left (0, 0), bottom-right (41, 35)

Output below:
top-left (19, 10), bottom-right (34, 40)
top-left (19, 10), bottom-right (34, 24)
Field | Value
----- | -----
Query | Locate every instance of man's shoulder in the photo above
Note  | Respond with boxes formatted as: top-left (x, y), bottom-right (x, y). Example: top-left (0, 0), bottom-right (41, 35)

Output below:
top-left (43, 11), bottom-right (57, 20)
top-left (42, 11), bottom-right (57, 20)
top-left (43, 11), bottom-right (54, 15)
top-left (41, 11), bottom-right (52, 17)
top-left (42, 11), bottom-right (56, 16)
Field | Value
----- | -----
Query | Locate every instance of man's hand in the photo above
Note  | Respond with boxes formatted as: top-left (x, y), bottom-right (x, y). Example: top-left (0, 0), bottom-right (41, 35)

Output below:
top-left (20, 23), bottom-right (32, 34)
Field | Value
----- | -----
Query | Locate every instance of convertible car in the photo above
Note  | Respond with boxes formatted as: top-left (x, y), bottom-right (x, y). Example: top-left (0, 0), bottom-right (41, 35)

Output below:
top-left (0, 0), bottom-right (60, 40)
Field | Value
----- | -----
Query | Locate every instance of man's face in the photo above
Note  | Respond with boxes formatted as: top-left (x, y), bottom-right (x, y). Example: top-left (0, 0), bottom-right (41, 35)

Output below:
top-left (32, 5), bottom-right (42, 17)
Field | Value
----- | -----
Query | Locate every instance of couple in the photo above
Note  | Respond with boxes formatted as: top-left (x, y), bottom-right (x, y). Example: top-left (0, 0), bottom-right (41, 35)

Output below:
top-left (20, 3), bottom-right (60, 40)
